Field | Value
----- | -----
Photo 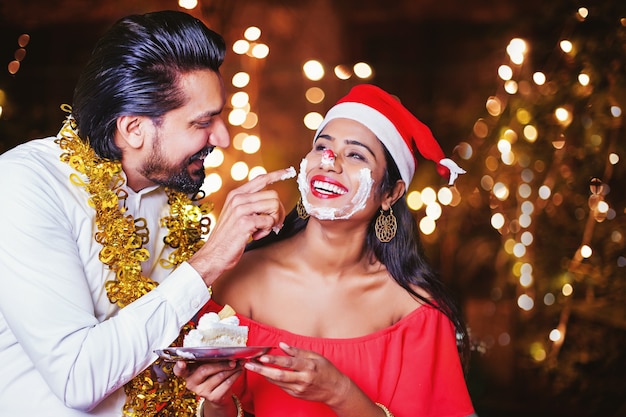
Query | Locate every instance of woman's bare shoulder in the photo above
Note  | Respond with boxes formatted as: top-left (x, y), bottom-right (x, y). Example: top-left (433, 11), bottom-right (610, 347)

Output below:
top-left (211, 242), bottom-right (289, 310)
top-left (215, 247), bottom-right (269, 287)
top-left (382, 280), bottom-right (435, 324)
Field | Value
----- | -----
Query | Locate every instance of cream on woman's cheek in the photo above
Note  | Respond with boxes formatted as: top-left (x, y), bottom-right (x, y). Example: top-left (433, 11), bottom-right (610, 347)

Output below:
top-left (297, 158), bottom-right (374, 221)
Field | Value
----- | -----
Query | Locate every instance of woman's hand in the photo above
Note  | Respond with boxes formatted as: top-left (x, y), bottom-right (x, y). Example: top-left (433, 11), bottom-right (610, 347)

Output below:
top-left (174, 360), bottom-right (243, 408)
top-left (243, 342), bottom-right (352, 408)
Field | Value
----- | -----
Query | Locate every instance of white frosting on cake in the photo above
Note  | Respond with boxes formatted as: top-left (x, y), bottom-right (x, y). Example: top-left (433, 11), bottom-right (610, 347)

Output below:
top-left (183, 311), bottom-right (249, 347)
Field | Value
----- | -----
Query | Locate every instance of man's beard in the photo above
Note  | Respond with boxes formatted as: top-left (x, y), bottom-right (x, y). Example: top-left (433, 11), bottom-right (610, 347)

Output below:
top-left (140, 132), bottom-right (208, 194)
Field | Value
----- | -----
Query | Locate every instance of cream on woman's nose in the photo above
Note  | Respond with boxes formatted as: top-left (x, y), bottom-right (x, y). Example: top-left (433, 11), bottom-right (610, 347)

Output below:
top-left (320, 149), bottom-right (336, 168)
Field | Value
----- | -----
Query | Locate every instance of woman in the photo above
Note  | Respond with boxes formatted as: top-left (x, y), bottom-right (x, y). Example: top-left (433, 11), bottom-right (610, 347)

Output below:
top-left (176, 84), bottom-right (476, 417)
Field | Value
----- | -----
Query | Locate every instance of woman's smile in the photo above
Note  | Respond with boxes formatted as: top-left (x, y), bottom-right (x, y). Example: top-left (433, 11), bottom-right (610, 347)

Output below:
top-left (310, 175), bottom-right (348, 199)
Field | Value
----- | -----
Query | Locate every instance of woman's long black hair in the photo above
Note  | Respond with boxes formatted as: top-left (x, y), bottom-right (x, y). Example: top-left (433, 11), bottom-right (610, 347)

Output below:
top-left (247, 147), bottom-right (470, 368)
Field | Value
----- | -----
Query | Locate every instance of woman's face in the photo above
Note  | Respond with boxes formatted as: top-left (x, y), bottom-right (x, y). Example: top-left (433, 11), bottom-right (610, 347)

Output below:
top-left (297, 118), bottom-right (388, 220)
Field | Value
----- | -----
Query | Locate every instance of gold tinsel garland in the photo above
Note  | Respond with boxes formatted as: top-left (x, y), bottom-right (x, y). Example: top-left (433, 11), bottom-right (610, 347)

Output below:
top-left (56, 110), bottom-right (213, 416)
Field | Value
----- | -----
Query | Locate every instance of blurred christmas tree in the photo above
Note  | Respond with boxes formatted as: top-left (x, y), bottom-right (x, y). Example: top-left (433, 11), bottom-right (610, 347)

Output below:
top-left (442, 2), bottom-right (626, 416)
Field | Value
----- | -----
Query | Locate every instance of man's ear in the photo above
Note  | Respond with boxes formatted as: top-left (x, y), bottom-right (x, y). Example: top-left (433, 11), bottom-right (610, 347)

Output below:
top-left (382, 180), bottom-right (406, 211)
top-left (116, 115), bottom-right (148, 150)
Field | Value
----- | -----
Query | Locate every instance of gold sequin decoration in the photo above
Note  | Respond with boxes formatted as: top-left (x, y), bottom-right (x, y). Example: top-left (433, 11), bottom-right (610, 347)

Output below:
top-left (56, 108), bottom-right (212, 416)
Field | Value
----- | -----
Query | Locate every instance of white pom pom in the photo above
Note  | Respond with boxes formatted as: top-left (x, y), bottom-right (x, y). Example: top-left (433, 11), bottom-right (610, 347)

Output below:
top-left (439, 158), bottom-right (466, 185)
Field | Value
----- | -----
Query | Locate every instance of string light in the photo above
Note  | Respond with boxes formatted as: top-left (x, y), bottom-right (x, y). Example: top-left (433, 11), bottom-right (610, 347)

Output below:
top-left (457, 3), bottom-right (625, 382)
top-left (305, 87), bottom-right (325, 104)
top-left (407, 191), bottom-right (423, 210)
top-left (178, 0), bottom-right (198, 9)
top-left (303, 60), bottom-right (324, 81)
top-left (334, 65), bottom-right (352, 80)
top-left (303, 112), bottom-right (323, 130)
top-left (353, 62), bottom-right (372, 79)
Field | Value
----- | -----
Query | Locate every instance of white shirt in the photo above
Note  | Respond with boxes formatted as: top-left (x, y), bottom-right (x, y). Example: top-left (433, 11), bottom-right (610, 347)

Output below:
top-left (0, 136), bottom-right (211, 416)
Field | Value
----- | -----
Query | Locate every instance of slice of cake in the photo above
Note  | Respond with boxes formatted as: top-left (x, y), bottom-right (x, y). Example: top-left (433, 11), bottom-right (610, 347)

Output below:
top-left (183, 304), bottom-right (248, 347)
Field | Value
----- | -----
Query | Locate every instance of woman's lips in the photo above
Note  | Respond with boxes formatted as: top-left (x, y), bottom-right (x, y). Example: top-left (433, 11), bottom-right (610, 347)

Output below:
top-left (310, 175), bottom-right (348, 199)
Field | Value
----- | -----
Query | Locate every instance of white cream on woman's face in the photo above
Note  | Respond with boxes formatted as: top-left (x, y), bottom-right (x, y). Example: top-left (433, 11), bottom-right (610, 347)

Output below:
top-left (297, 118), bottom-right (385, 221)
top-left (297, 159), bottom-right (374, 220)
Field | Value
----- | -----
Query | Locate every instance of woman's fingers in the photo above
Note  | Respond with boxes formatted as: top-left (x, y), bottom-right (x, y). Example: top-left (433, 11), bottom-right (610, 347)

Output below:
top-left (244, 342), bottom-right (313, 381)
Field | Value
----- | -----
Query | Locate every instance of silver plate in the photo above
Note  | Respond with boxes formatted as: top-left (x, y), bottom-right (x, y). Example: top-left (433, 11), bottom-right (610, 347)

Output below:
top-left (154, 346), bottom-right (272, 362)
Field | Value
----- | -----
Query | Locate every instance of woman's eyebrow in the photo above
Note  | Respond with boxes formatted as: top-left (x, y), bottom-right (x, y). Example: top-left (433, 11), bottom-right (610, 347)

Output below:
top-left (345, 139), bottom-right (376, 158)
top-left (315, 133), bottom-right (335, 142)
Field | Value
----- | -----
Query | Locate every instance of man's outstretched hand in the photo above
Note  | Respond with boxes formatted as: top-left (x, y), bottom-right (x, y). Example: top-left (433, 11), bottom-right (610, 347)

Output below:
top-left (188, 167), bottom-right (296, 286)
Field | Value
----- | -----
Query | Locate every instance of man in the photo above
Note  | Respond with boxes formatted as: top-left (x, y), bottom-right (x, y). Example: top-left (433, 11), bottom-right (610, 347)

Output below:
top-left (0, 10), bottom-right (291, 416)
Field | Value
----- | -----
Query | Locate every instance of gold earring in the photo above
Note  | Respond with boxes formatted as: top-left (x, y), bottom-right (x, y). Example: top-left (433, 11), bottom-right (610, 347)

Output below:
top-left (296, 197), bottom-right (309, 219)
top-left (375, 208), bottom-right (397, 242)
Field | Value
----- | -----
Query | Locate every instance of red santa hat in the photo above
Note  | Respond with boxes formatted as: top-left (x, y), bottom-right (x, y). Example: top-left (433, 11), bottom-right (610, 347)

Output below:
top-left (314, 84), bottom-right (465, 186)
